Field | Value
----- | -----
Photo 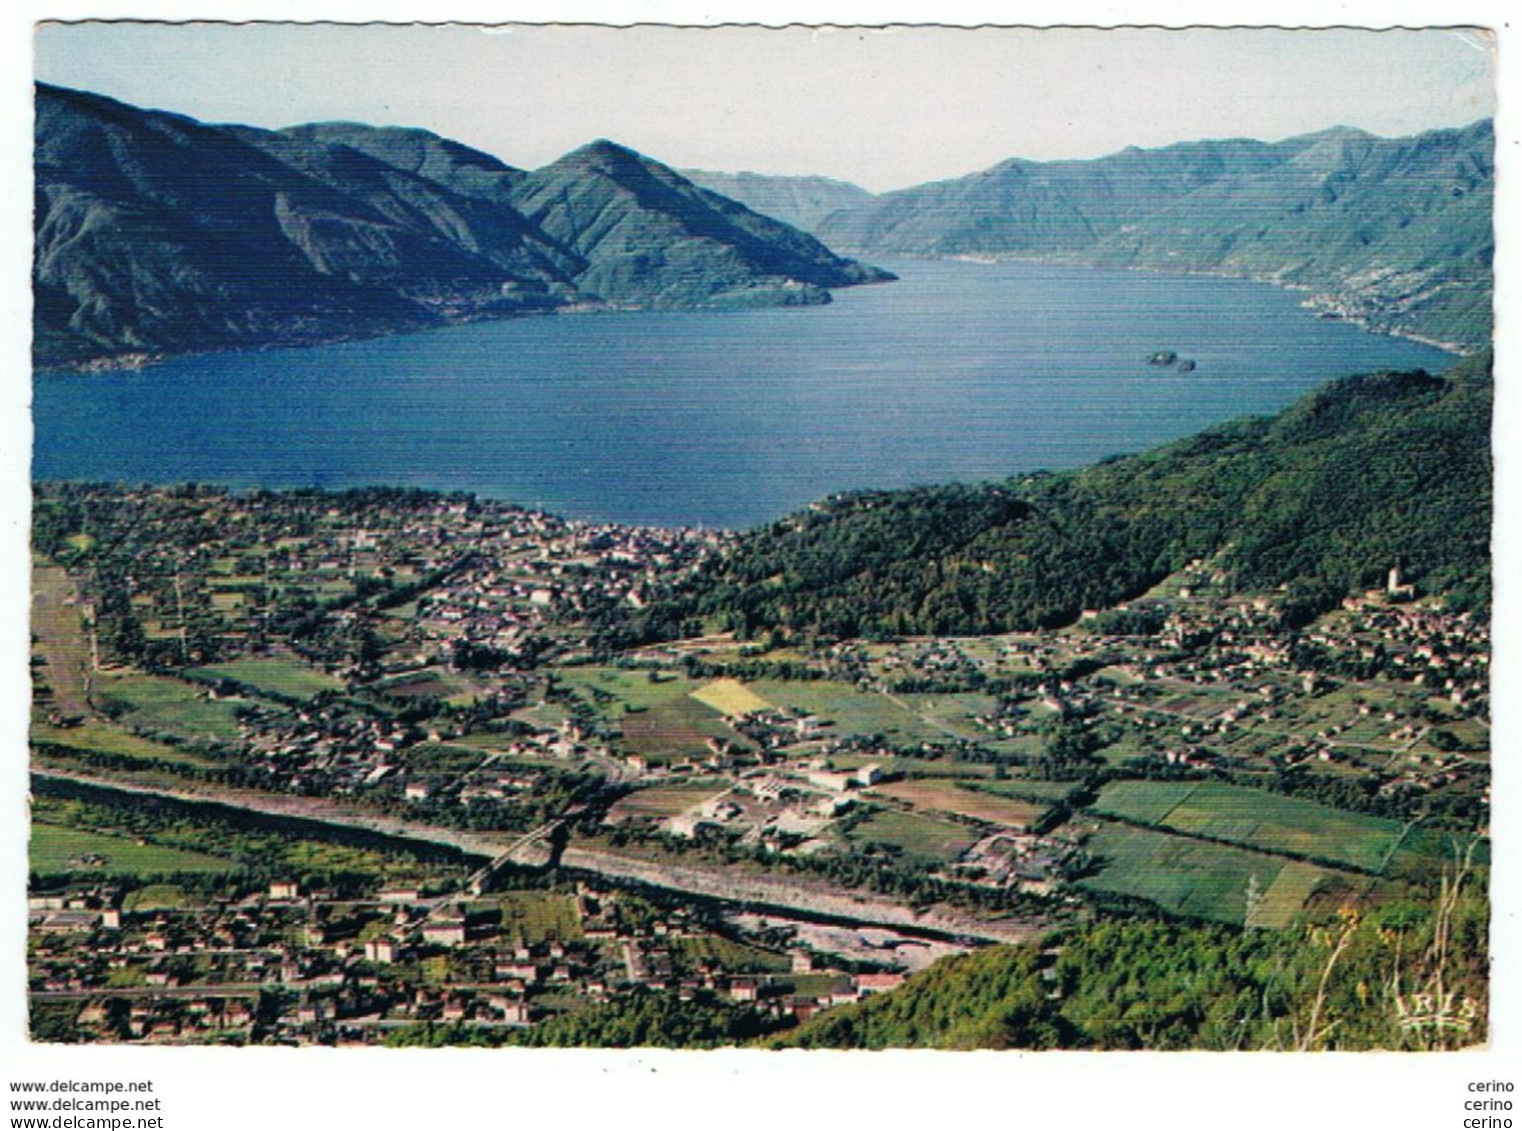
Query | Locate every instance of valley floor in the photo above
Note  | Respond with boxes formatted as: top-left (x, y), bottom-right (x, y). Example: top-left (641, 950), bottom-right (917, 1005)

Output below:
top-left (27, 483), bottom-right (1489, 1048)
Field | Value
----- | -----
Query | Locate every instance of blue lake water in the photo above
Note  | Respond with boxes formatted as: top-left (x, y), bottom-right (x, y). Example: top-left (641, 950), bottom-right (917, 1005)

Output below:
top-left (32, 259), bottom-right (1455, 529)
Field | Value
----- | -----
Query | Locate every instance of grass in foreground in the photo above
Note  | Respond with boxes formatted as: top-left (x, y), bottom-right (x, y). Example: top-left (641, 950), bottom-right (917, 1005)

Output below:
top-left (29, 822), bottom-right (239, 877)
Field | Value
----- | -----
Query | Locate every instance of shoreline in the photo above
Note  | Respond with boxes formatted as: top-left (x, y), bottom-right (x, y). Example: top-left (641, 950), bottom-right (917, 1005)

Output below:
top-left (38, 254), bottom-right (1479, 374)
top-left (34, 279), bottom-right (883, 377)
top-left (936, 252), bottom-right (1478, 357)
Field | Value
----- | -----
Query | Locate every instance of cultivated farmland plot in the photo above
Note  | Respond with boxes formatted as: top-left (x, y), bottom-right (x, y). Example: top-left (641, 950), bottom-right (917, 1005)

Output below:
top-left (29, 822), bottom-right (239, 877)
top-left (1089, 780), bottom-right (1408, 873)
top-left (1077, 821), bottom-right (1362, 926)
top-left (556, 667), bottom-right (748, 761)
top-left (186, 655), bottom-right (341, 701)
top-left (868, 779), bottom-right (1047, 830)
top-left (605, 783), bottom-right (734, 823)
top-left (843, 807), bottom-right (978, 863)
top-left (690, 677), bottom-right (773, 716)
top-left (1245, 861), bottom-right (1329, 929)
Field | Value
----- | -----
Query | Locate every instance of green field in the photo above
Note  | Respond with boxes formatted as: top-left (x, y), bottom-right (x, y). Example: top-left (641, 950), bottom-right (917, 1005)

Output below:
top-left (967, 779), bottom-right (1085, 804)
top-left (897, 693), bottom-right (1002, 740)
top-left (281, 838), bottom-right (438, 881)
top-left (557, 666), bottom-right (704, 715)
top-left (495, 891), bottom-right (583, 945)
top-left (32, 791), bottom-right (464, 890)
top-left (1089, 781), bottom-right (1406, 873)
top-left (1390, 827), bottom-right (1491, 877)
top-left (31, 720), bottom-right (218, 769)
top-left (784, 972), bottom-right (856, 998)
top-left (401, 742), bottom-right (493, 774)
top-left (824, 753), bottom-right (993, 778)
top-left (104, 965), bottom-right (148, 989)
top-left (843, 807), bottom-right (977, 863)
top-left (673, 935), bottom-right (790, 974)
top-left (94, 673), bottom-right (245, 740)
top-left (747, 680), bottom-right (949, 744)
top-left (186, 656), bottom-right (341, 701)
top-left (1089, 780), bottom-right (1198, 826)
top-left (1247, 861), bottom-right (1333, 929)
top-left (562, 669), bottom-right (993, 755)
top-left (30, 822), bottom-right (239, 877)
top-left (122, 883), bottom-right (189, 911)
top-left (1078, 823), bottom-right (1294, 925)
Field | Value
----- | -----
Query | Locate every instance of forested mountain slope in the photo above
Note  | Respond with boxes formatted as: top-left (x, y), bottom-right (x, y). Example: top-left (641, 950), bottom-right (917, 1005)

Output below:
top-left (619, 353), bottom-right (1490, 641)
top-left (773, 899), bottom-right (1488, 1050)
top-left (34, 85), bottom-right (889, 368)
top-left (811, 122), bottom-right (1493, 349)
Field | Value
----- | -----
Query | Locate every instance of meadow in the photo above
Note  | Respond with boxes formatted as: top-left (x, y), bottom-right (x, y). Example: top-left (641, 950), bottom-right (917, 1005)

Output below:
top-left (1089, 780), bottom-right (1407, 873)
top-left (1077, 822), bottom-right (1324, 925)
top-left (494, 891), bottom-right (584, 945)
top-left (30, 821), bottom-right (239, 877)
top-left (94, 673), bottom-right (245, 740)
top-left (32, 719), bottom-right (219, 770)
top-left (186, 655), bottom-right (342, 701)
top-left (842, 807), bottom-right (978, 863)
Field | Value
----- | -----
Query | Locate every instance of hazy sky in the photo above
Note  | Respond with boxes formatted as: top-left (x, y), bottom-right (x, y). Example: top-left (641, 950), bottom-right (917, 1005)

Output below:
top-left (33, 22), bottom-right (1495, 192)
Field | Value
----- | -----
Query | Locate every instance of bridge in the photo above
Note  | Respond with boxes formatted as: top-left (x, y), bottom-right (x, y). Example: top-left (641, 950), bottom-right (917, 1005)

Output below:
top-left (466, 819), bottom-right (562, 895)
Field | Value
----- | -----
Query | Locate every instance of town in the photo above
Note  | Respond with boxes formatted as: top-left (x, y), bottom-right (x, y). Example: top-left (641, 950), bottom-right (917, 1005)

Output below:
top-left (28, 483), bottom-right (1490, 1045)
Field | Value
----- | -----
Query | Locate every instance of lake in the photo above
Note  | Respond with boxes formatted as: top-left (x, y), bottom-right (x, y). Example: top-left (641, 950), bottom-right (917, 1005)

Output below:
top-left (32, 259), bottom-right (1455, 529)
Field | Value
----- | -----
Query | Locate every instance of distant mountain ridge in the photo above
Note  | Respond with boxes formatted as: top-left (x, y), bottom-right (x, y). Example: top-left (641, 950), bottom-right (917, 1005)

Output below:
top-left (34, 83), bottom-right (1491, 367)
top-left (805, 122), bottom-right (1493, 350)
top-left (33, 84), bottom-right (892, 369)
top-left (679, 170), bottom-right (877, 234)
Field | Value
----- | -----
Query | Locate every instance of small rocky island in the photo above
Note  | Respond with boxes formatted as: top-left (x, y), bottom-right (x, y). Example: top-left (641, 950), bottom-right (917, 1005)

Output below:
top-left (1147, 350), bottom-right (1197, 372)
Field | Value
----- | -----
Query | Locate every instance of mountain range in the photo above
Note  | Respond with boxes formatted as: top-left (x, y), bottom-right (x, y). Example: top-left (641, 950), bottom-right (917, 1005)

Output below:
top-left (35, 82), bottom-right (1493, 368)
top-left (679, 170), bottom-right (877, 234)
top-left (690, 122), bottom-right (1493, 351)
top-left (34, 84), bottom-right (891, 369)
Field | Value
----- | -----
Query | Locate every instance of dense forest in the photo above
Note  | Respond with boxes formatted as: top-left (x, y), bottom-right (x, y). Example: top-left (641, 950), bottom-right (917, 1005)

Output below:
top-left (775, 878), bottom-right (1488, 1051)
top-left (607, 354), bottom-right (1490, 643)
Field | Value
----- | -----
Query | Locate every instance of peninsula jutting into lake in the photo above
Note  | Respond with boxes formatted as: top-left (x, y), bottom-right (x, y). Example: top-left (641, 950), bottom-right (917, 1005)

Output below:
top-left (28, 23), bottom-right (1494, 1055)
